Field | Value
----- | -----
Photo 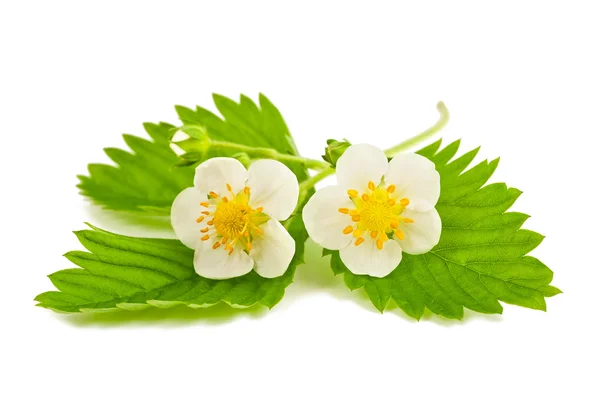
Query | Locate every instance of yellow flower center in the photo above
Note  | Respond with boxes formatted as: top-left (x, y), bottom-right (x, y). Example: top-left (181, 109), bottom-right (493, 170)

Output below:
top-left (213, 201), bottom-right (249, 239)
top-left (359, 191), bottom-right (395, 232)
top-left (339, 181), bottom-right (413, 250)
top-left (197, 184), bottom-right (269, 255)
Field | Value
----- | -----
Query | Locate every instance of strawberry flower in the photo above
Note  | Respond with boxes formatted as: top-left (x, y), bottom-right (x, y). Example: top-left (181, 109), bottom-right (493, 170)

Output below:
top-left (171, 158), bottom-right (299, 279)
top-left (303, 144), bottom-right (441, 277)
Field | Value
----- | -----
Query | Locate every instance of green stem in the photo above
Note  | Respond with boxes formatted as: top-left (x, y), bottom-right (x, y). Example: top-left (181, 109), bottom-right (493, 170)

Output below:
top-left (293, 167), bottom-right (335, 217)
top-left (384, 101), bottom-right (449, 157)
top-left (180, 102), bottom-right (448, 204)
top-left (299, 167), bottom-right (335, 192)
top-left (296, 102), bottom-right (449, 195)
top-left (209, 140), bottom-right (330, 170)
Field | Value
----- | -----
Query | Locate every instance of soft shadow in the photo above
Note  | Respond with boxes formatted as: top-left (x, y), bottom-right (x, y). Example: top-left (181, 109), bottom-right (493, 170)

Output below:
top-left (285, 239), bottom-right (361, 303)
top-left (54, 302), bottom-right (269, 328)
top-left (285, 240), bottom-right (419, 323)
top-left (83, 201), bottom-right (173, 237)
top-left (421, 308), bottom-right (504, 327)
top-left (288, 239), bottom-right (504, 325)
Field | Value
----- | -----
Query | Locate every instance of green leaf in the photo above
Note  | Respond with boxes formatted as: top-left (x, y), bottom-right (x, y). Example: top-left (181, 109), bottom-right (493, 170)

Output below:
top-left (68, 94), bottom-right (315, 316)
top-left (35, 216), bottom-right (308, 313)
top-left (78, 122), bottom-right (193, 214)
top-left (327, 139), bottom-right (559, 320)
top-left (79, 94), bottom-right (309, 214)
top-left (176, 93), bottom-right (310, 183)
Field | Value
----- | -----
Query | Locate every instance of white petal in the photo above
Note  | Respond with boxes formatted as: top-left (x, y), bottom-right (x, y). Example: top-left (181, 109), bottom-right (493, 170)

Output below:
top-left (171, 187), bottom-right (208, 249)
top-left (302, 185), bottom-right (354, 250)
top-left (250, 219), bottom-right (295, 278)
top-left (194, 157), bottom-right (248, 196)
top-left (336, 144), bottom-right (389, 192)
top-left (385, 153), bottom-right (440, 211)
top-left (247, 159), bottom-right (299, 220)
top-left (171, 130), bottom-right (189, 142)
top-left (396, 208), bottom-right (442, 254)
top-left (339, 238), bottom-right (403, 278)
top-left (194, 241), bottom-right (254, 279)
top-left (169, 130), bottom-right (189, 156)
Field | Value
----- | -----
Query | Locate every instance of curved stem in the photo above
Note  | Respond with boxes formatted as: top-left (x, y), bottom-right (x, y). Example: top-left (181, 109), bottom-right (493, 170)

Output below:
top-left (209, 140), bottom-right (329, 170)
top-left (295, 102), bottom-right (449, 197)
top-left (384, 101), bottom-right (449, 157)
top-left (295, 167), bottom-right (335, 212)
top-left (181, 102), bottom-right (449, 206)
top-left (299, 167), bottom-right (335, 192)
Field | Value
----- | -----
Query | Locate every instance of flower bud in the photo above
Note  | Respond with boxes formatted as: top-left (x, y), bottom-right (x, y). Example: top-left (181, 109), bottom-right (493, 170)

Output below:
top-left (170, 125), bottom-right (210, 163)
top-left (322, 138), bottom-right (351, 167)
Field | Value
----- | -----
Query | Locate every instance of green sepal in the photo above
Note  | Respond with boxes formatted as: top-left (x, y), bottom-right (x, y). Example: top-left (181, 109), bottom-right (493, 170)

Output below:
top-left (173, 151), bottom-right (204, 168)
top-left (322, 138), bottom-right (351, 167)
top-left (179, 124), bottom-right (209, 140)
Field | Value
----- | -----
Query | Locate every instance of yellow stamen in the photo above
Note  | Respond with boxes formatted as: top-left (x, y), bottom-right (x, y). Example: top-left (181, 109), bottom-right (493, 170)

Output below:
top-left (400, 198), bottom-right (410, 206)
top-left (395, 229), bottom-right (405, 240)
top-left (338, 208), bottom-right (349, 214)
top-left (368, 181), bottom-right (376, 190)
top-left (390, 219), bottom-right (399, 229)
top-left (370, 231), bottom-right (378, 239)
top-left (379, 233), bottom-right (388, 242)
top-left (355, 237), bottom-right (365, 246)
top-left (196, 216), bottom-right (204, 223)
top-left (352, 215), bottom-right (361, 222)
top-left (403, 218), bottom-right (414, 224)
top-left (343, 225), bottom-right (354, 235)
top-left (349, 209), bottom-right (358, 216)
top-left (361, 193), bottom-right (369, 201)
top-left (200, 186), bottom-right (270, 252)
top-left (209, 191), bottom-right (218, 198)
top-left (228, 247), bottom-right (234, 255)
top-left (387, 198), bottom-right (395, 206)
top-left (376, 239), bottom-right (384, 250)
top-left (200, 202), bottom-right (210, 207)
top-left (201, 235), bottom-right (210, 241)
top-left (353, 229), bottom-right (363, 238)
top-left (387, 185), bottom-right (396, 193)
top-left (348, 189), bottom-right (358, 198)
top-left (213, 242), bottom-right (221, 249)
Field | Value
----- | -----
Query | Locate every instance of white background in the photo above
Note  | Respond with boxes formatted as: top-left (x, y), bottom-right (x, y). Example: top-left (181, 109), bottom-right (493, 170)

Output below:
top-left (1, 1), bottom-right (598, 398)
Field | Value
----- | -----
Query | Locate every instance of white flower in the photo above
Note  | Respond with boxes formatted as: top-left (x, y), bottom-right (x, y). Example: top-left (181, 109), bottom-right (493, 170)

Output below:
top-left (303, 144), bottom-right (442, 278)
top-left (171, 157), bottom-right (299, 279)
